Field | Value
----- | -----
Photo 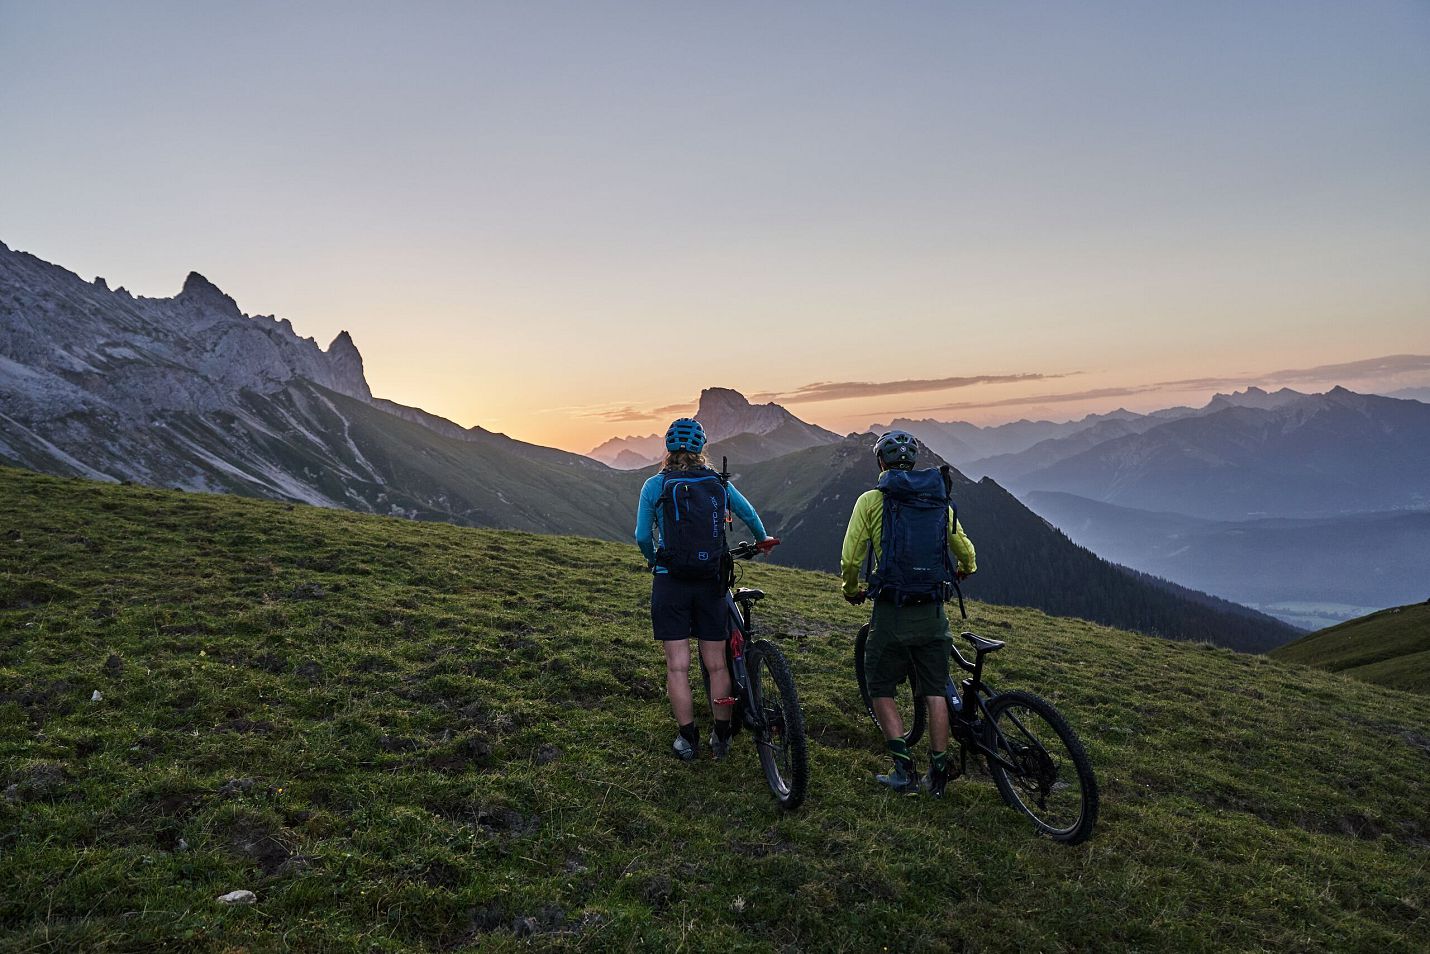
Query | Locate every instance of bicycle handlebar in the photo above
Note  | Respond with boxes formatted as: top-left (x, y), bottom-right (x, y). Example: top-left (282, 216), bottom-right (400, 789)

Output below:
top-left (731, 537), bottom-right (780, 561)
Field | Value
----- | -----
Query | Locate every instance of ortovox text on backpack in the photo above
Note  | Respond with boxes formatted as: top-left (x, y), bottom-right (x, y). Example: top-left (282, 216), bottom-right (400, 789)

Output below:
top-left (656, 468), bottom-right (729, 580)
top-left (868, 467), bottom-right (957, 605)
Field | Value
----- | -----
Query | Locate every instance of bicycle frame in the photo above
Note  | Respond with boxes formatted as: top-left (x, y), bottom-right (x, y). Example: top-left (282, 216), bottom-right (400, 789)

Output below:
top-left (720, 592), bottom-right (765, 730)
top-left (946, 637), bottom-right (1026, 777)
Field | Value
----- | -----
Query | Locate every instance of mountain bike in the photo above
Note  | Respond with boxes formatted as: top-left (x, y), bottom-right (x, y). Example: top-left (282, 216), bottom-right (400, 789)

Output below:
top-left (854, 601), bottom-right (1098, 844)
top-left (699, 540), bottom-right (809, 810)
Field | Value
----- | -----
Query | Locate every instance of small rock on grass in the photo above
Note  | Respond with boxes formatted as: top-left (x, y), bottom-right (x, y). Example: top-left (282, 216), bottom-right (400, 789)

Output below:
top-left (90, 690), bottom-right (103, 702)
top-left (218, 889), bottom-right (256, 905)
top-left (217, 778), bottom-right (255, 798)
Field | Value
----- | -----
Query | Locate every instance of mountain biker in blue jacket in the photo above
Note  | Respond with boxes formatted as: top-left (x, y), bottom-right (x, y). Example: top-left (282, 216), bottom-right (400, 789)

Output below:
top-left (635, 418), bottom-right (778, 761)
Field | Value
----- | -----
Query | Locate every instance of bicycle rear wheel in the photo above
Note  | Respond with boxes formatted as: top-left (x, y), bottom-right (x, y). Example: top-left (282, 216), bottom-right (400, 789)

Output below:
top-left (984, 690), bottom-right (1098, 844)
top-left (746, 639), bottom-right (808, 810)
top-left (853, 623), bottom-right (927, 748)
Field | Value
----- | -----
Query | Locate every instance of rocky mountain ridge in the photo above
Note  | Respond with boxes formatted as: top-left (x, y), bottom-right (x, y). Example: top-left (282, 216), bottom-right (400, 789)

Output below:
top-left (0, 240), bottom-right (631, 530)
top-left (588, 387), bottom-right (839, 467)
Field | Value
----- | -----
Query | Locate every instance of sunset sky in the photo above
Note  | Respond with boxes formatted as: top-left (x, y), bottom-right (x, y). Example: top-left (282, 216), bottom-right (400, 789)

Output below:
top-left (3, 2), bottom-right (1427, 451)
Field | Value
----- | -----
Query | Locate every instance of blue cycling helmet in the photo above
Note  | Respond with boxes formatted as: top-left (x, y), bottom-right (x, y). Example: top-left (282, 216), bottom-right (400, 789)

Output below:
top-left (873, 430), bottom-right (919, 470)
top-left (665, 418), bottom-right (707, 453)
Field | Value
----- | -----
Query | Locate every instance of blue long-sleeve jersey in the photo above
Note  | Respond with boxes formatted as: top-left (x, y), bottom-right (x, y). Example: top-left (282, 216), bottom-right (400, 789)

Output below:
top-left (635, 472), bottom-right (768, 570)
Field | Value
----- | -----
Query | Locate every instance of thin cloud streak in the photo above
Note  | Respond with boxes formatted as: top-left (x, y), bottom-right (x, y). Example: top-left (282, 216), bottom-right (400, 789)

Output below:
top-left (882, 353), bottom-right (1430, 418)
top-left (901, 386), bottom-right (1159, 416)
top-left (584, 406), bottom-right (656, 423)
top-left (753, 372), bottom-right (1067, 405)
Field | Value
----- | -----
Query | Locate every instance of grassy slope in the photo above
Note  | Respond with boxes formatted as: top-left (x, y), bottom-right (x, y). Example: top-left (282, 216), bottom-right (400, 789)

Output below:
top-left (1271, 603), bottom-right (1430, 694)
top-left (1, 467), bottom-right (1426, 953)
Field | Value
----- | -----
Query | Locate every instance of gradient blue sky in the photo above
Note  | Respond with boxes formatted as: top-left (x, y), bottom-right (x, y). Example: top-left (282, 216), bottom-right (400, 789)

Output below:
top-left (3, 1), bottom-right (1427, 449)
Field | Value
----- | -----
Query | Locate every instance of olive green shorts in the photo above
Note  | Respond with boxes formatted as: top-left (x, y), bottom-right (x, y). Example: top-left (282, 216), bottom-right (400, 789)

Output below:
top-left (864, 600), bottom-right (952, 699)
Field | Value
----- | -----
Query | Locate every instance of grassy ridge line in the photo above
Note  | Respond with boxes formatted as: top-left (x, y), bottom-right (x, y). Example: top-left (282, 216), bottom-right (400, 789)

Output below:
top-left (0, 467), bottom-right (1426, 952)
top-left (1271, 603), bottom-right (1430, 694)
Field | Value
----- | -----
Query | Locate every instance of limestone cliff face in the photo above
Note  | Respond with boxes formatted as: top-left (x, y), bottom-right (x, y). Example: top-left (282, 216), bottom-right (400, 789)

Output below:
top-left (325, 331), bottom-right (372, 402)
top-left (694, 387), bottom-right (840, 444)
top-left (0, 244), bottom-right (375, 422)
top-left (0, 239), bottom-right (632, 537)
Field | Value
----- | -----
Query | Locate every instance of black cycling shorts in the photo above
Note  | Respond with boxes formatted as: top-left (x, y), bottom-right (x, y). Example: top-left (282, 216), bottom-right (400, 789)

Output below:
top-left (650, 573), bottom-right (730, 642)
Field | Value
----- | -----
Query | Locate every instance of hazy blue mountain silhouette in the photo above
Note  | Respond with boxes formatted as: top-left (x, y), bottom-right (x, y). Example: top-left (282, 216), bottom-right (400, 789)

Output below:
top-left (1010, 389), bottom-right (1430, 520)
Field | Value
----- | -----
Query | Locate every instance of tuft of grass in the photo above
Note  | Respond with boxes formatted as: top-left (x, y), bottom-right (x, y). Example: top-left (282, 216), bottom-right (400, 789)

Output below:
top-left (1, 466), bottom-right (1426, 952)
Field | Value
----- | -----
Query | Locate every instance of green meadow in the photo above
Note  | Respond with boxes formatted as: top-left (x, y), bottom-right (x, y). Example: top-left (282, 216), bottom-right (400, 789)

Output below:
top-left (1, 468), bottom-right (1425, 952)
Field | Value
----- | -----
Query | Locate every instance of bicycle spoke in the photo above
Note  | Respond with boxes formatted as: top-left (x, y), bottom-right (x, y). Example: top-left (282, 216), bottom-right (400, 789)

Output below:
top-left (987, 697), bottom-right (1091, 838)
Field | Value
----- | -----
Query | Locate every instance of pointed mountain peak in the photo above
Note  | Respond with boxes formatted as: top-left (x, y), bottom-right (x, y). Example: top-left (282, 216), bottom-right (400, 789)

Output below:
top-left (327, 329), bottom-right (359, 355)
top-left (696, 386), bottom-right (754, 412)
top-left (324, 330), bottom-right (372, 401)
top-left (693, 386), bottom-right (839, 444)
top-left (177, 270), bottom-right (241, 316)
top-left (180, 270), bottom-right (222, 297)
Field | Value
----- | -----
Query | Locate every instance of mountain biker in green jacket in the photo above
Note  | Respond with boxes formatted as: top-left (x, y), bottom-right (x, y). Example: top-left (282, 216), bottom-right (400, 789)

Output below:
top-left (841, 431), bottom-right (976, 796)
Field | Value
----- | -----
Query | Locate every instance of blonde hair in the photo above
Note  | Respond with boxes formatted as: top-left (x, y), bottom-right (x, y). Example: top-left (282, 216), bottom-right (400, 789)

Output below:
top-left (663, 450), bottom-right (710, 471)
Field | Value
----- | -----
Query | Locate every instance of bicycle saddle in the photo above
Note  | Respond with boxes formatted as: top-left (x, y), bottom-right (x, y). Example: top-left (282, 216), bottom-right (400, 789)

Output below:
top-left (734, 587), bottom-right (765, 602)
top-left (960, 631), bottom-right (1005, 654)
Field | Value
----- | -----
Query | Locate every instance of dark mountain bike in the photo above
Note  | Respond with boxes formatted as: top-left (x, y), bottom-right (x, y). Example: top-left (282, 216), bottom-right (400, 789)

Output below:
top-left (854, 606), bottom-right (1098, 844)
top-left (700, 540), bottom-right (809, 810)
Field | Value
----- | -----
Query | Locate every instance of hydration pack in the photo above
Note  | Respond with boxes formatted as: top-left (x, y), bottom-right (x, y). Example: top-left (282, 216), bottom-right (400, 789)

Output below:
top-left (868, 466), bottom-right (957, 605)
top-left (656, 467), bottom-right (729, 580)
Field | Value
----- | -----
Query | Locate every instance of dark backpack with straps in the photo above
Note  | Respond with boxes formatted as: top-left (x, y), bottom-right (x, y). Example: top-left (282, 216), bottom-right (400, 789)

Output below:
top-left (656, 467), bottom-right (729, 580)
top-left (868, 465), bottom-right (957, 605)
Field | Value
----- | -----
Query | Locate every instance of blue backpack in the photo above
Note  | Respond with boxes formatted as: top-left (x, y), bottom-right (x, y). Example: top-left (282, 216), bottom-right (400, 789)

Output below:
top-left (656, 468), bottom-right (729, 580)
top-left (868, 466), bottom-right (957, 605)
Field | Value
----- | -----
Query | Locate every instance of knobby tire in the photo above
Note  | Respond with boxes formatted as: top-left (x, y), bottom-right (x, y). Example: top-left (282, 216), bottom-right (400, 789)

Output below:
top-left (747, 639), bottom-right (808, 811)
top-left (853, 623), bottom-right (927, 748)
top-left (984, 690), bottom-right (1098, 844)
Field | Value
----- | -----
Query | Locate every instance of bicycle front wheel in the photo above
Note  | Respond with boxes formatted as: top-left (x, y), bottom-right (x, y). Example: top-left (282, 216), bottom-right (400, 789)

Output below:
top-left (985, 690), bottom-right (1098, 845)
top-left (746, 639), bottom-right (808, 810)
top-left (853, 623), bottom-right (927, 748)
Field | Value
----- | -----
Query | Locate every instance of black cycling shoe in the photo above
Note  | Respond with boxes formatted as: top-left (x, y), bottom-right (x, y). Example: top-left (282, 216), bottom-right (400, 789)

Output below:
top-left (923, 763), bottom-right (950, 799)
top-left (672, 735), bottom-right (697, 762)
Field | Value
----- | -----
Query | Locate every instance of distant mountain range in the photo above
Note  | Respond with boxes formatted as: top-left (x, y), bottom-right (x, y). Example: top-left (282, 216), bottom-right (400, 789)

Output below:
top-left (729, 434), bottom-right (1296, 651)
top-left (886, 387), bottom-right (1430, 519)
top-left (886, 386), bottom-right (1430, 627)
top-left (0, 240), bottom-right (1305, 650)
top-left (873, 405), bottom-right (1195, 468)
top-left (1003, 388), bottom-right (1430, 520)
top-left (590, 387), bottom-right (839, 468)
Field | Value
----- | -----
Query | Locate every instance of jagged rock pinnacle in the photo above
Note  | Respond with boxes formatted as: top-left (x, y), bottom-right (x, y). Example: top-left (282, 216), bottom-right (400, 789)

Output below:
top-left (325, 331), bottom-right (372, 402)
top-left (177, 271), bottom-right (241, 317)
